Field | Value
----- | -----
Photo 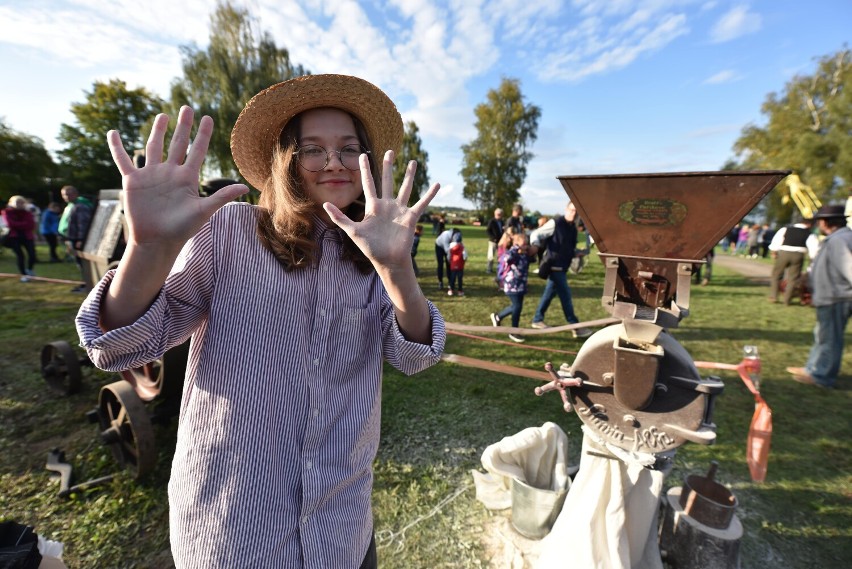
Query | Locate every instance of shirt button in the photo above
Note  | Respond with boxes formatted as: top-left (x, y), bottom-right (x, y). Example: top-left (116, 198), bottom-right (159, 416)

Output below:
top-left (312, 408), bottom-right (319, 417)
top-left (313, 358), bottom-right (320, 366)
top-left (305, 460), bottom-right (313, 470)
top-left (320, 309), bottom-right (326, 317)
top-left (301, 516), bottom-right (309, 525)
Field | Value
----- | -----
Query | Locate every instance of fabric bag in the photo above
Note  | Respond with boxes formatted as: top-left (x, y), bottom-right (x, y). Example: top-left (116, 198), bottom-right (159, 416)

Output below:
top-left (538, 248), bottom-right (554, 279)
top-left (0, 521), bottom-right (42, 569)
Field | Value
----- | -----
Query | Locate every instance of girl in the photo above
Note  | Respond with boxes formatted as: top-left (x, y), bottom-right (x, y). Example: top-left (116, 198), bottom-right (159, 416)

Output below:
top-left (447, 230), bottom-right (467, 296)
top-left (490, 231), bottom-right (534, 343)
top-left (75, 75), bottom-right (446, 569)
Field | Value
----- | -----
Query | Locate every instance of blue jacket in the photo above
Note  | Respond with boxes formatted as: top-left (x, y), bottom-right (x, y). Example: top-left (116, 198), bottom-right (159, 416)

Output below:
top-left (40, 208), bottom-right (60, 236)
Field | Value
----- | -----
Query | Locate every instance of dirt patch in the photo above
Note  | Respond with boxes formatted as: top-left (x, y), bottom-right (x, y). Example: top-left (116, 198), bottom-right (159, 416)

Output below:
top-left (480, 511), bottom-right (543, 568)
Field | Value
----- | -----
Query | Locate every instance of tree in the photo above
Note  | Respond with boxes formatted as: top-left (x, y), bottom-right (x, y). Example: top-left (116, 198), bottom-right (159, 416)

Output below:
top-left (56, 79), bottom-right (164, 193)
top-left (393, 121), bottom-right (430, 206)
top-left (169, 1), bottom-right (307, 185)
top-left (0, 119), bottom-right (57, 205)
top-left (732, 47), bottom-right (850, 223)
top-left (460, 77), bottom-right (541, 215)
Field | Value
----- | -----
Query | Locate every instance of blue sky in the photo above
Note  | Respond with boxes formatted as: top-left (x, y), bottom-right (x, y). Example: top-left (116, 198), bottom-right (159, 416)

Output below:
top-left (0, 0), bottom-right (849, 214)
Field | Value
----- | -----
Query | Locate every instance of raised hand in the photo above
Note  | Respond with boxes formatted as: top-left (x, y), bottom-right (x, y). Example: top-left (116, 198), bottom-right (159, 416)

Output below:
top-left (324, 150), bottom-right (440, 272)
top-left (107, 106), bottom-right (247, 248)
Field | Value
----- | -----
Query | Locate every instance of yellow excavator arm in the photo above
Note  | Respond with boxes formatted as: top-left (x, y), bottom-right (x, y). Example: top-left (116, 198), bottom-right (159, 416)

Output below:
top-left (781, 173), bottom-right (822, 218)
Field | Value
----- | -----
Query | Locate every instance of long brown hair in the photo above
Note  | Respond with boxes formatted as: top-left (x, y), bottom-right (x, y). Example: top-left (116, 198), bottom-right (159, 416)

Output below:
top-left (255, 110), bottom-right (378, 273)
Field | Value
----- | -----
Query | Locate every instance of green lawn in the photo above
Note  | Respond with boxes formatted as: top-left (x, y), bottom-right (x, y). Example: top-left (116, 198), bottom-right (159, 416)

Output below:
top-left (1, 228), bottom-right (849, 568)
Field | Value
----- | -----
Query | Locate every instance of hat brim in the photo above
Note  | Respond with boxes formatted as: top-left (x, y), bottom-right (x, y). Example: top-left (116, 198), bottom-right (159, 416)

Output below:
top-left (231, 74), bottom-right (403, 191)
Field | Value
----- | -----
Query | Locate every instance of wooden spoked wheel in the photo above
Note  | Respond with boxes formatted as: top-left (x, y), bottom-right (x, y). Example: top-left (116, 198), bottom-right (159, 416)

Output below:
top-left (98, 380), bottom-right (156, 479)
top-left (41, 341), bottom-right (82, 395)
top-left (119, 341), bottom-right (190, 402)
top-left (120, 360), bottom-right (163, 402)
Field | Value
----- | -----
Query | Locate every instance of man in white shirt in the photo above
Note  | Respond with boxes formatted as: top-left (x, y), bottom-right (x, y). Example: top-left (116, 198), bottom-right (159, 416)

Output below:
top-left (767, 216), bottom-right (819, 305)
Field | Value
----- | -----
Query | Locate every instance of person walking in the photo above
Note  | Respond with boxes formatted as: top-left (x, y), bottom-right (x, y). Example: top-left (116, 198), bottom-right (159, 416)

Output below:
top-left (2, 195), bottom-right (37, 282)
top-left (490, 231), bottom-right (534, 343)
top-left (529, 202), bottom-right (592, 338)
top-left (506, 203), bottom-right (524, 235)
top-left (786, 205), bottom-right (851, 388)
top-left (485, 208), bottom-right (503, 274)
top-left (58, 185), bottom-right (94, 292)
top-left (74, 74), bottom-right (446, 569)
top-left (768, 216), bottom-right (819, 304)
top-left (746, 223), bottom-right (761, 258)
top-left (411, 224), bottom-right (423, 277)
top-left (759, 223), bottom-right (774, 258)
top-left (40, 201), bottom-right (63, 262)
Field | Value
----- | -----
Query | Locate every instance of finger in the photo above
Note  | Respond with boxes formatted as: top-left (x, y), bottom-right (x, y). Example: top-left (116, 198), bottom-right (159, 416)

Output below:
top-left (184, 115), bottom-right (214, 172)
top-left (166, 106), bottom-right (194, 165)
top-left (359, 154), bottom-right (378, 202)
top-left (381, 150), bottom-right (394, 200)
top-left (395, 160), bottom-right (416, 206)
top-left (409, 182), bottom-right (441, 218)
top-left (198, 182), bottom-right (250, 219)
top-left (323, 202), bottom-right (355, 234)
top-left (145, 113), bottom-right (170, 165)
top-left (107, 130), bottom-right (135, 176)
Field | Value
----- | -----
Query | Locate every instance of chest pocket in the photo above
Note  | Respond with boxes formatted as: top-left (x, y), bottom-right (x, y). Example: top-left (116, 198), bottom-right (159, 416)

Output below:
top-left (327, 301), bottom-right (381, 372)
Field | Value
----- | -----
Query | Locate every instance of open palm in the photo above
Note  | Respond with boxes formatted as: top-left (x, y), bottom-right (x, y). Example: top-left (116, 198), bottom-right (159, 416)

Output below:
top-left (325, 151), bottom-right (440, 270)
top-left (107, 106), bottom-right (247, 247)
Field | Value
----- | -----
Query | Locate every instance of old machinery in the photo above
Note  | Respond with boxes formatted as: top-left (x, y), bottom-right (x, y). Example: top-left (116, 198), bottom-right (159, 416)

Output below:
top-left (541, 171), bottom-right (789, 455)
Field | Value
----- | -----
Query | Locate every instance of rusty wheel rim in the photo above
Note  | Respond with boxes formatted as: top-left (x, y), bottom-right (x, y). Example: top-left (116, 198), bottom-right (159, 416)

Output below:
top-left (41, 341), bottom-right (82, 395)
top-left (98, 380), bottom-right (156, 479)
top-left (120, 360), bottom-right (164, 401)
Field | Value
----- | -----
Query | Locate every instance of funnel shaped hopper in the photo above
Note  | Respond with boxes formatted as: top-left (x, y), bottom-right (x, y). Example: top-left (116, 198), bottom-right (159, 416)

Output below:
top-left (558, 171), bottom-right (790, 260)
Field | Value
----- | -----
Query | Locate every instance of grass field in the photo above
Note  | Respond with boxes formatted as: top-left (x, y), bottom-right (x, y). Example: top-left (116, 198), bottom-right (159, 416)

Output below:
top-left (1, 226), bottom-right (850, 568)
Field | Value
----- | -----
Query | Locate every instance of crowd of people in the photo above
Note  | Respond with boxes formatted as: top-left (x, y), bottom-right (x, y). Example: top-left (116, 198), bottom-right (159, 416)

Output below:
top-left (1, 187), bottom-right (93, 287)
top-left (431, 201), bottom-right (593, 343)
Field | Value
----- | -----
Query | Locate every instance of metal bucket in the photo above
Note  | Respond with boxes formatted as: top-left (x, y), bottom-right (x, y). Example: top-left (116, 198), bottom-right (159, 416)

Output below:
top-left (678, 461), bottom-right (738, 529)
top-left (510, 478), bottom-right (568, 540)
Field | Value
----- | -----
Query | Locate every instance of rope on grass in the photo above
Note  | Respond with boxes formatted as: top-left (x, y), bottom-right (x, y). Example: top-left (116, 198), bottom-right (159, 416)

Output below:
top-left (0, 272), bottom-right (84, 285)
top-left (444, 316), bottom-right (619, 336)
top-left (375, 482), bottom-right (473, 554)
top-left (446, 329), bottom-right (579, 355)
top-left (441, 353), bottom-right (552, 382)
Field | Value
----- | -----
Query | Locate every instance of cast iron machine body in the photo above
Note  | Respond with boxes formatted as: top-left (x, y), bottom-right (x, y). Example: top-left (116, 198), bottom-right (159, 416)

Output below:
top-left (41, 189), bottom-right (190, 480)
top-left (543, 171), bottom-right (789, 457)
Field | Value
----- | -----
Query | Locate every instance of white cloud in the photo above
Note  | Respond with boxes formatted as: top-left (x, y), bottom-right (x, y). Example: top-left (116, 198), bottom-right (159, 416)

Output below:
top-left (535, 12), bottom-right (689, 82)
top-left (702, 69), bottom-right (741, 84)
top-left (709, 5), bottom-right (761, 43)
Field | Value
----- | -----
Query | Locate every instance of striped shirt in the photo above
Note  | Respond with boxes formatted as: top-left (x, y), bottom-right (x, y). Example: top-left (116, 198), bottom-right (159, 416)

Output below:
top-left (75, 202), bottom-right (446, 568)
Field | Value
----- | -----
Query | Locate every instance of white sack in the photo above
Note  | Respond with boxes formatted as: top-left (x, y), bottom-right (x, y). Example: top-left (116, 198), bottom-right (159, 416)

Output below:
top-left (536, 427), bottom-right (667, 569)
top-left (472, 422), bottom-right (571, 510)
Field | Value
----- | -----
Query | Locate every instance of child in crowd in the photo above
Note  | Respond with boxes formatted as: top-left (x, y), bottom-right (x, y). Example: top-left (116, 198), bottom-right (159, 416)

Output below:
top-left (411, 224), bottom-right (423, 276)
top-left (494, 225), bottom-right (518, 289)
top-left (447, 230), bottom-right (467, 296)
top-left (490, 231), bottom-right (533, 342)
top-left (40, 201), bottom-right (63, 262)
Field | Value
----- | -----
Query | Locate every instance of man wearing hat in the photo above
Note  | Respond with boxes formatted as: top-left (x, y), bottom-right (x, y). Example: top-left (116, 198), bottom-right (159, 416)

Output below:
top-left (787, 204), bottom-right (852, 388)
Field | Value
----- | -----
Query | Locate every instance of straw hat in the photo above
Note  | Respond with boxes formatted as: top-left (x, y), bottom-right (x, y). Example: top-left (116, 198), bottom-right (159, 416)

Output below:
top-left (231, 74), bottom-right (403, 191)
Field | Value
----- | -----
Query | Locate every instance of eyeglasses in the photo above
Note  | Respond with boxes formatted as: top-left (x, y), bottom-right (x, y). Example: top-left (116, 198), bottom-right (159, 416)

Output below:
top-left (292, 144), bottom-right (369, 172)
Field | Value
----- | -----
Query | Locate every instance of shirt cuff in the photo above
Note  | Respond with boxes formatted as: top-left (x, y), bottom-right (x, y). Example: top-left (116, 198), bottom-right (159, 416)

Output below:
top-left (75, 269), bottom-right (169, 370)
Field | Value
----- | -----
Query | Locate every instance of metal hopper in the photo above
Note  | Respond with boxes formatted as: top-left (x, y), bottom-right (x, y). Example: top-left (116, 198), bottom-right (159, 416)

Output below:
top-left (538, 170), bottom-right (789, 454)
